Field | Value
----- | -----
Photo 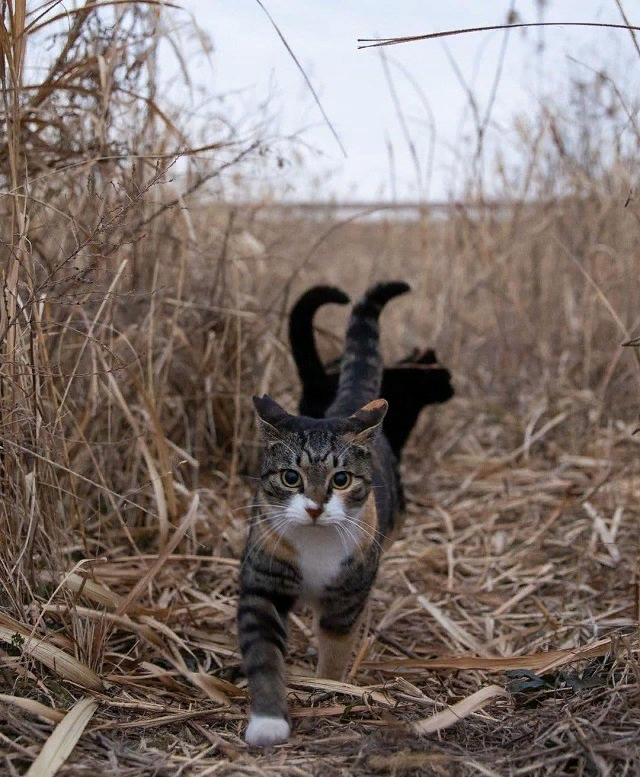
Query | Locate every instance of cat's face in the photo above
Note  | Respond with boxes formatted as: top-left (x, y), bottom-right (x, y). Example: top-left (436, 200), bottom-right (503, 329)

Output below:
top-left (253, 396), bottom-right (387, 533)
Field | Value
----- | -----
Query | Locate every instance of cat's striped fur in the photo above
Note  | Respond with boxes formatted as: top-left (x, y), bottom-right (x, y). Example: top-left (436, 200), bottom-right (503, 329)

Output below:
top-left (325, 280), bottom-right (410, 416)
top-left (237, 282), bottom-right (408, 746)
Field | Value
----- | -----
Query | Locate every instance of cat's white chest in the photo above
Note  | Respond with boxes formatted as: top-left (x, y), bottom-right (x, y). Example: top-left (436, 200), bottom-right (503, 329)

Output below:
top-left (287, 526), bottom-right (352, 600)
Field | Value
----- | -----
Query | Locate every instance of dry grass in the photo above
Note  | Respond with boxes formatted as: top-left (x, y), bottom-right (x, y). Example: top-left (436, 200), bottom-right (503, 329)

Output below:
top-left (1, 3), bottom-right (640, 776)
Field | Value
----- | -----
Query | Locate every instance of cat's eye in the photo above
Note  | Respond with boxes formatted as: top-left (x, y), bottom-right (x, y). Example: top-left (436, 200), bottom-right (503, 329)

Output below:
top-left (331, 471), bottom-right (352, 489)
top-left (281, 469), bottom-right (301, 488)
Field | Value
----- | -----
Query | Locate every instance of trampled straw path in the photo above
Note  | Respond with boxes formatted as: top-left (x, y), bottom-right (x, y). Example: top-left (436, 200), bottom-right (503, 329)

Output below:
top-left (2, 392), bottom-right (639, 776)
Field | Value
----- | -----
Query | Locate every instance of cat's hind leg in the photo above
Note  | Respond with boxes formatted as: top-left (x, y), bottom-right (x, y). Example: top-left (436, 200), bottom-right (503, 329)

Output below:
top-left (313, 602), bottom-right (365, 681)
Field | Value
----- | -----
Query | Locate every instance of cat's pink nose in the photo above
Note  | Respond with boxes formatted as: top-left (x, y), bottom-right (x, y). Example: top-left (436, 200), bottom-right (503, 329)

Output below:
top-left (305, 505), bottom-right (322, 521)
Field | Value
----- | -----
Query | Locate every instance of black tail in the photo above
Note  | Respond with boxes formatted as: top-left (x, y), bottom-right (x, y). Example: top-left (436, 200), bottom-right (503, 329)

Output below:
top-left (326, 281), bottom-right (411, 418)
top-left (288, 285), bottom-right (350, 388)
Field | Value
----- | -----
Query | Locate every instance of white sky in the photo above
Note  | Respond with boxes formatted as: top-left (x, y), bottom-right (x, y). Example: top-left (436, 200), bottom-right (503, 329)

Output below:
top-left (175, 1), bottom-right (638, 201)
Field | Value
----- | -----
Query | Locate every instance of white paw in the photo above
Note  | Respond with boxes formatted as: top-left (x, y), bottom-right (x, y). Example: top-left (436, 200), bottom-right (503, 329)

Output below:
top-left (245, 715), bottom-right (291, 747)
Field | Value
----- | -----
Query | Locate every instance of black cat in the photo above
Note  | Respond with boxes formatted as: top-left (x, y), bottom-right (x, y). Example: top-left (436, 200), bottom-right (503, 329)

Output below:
top-left (288, 284), bottom-right (454, 458)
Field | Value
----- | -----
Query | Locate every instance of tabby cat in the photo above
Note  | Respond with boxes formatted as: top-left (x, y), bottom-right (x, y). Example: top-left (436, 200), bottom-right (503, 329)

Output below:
top-left (288, 284), bottom-right (454, 458)
top-left (238, 282), bottom-right (408, 746)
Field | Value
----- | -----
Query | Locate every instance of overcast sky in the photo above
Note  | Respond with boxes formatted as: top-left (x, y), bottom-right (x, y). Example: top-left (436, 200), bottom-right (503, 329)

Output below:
top-left (177, 1), bottom-right (638, 201)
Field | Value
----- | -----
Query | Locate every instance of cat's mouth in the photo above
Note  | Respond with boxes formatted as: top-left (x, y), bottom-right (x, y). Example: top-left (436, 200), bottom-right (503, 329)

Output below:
top-left (298, 515), bottom-right (333, 527)
top-left (281, 513), bottom-right (342, 530)
top-left (306, 515), bottom-right (334, 527)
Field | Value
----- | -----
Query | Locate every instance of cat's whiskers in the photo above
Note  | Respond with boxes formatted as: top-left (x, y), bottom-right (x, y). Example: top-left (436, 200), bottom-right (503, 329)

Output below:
top-left (333, 522), bottom-right (352, 558)
top-left (230, 501), bottom-right (263, 514)
top-left (242, 512), bottom-right (292, 566)
top-left (341, 513), bottom-right (384, 554)
top-left (250, 509), bottom-right (291, 526)
top-left (334, 519), bottom-right (362, 560)
top-left (339, 519), bottom-right (369, 563)
top-left (245, 516), bottom-right (291, 571)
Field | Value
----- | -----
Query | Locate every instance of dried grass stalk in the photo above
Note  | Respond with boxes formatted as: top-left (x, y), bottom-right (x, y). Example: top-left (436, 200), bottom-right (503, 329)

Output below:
top-left (287, 673), bottom-right (394, 707)
top-left (0, 694), bottom-right (65, 724)
top-left (25, 698), bottom-right (97, 777)
top-left (0, 614), bottom-right (102, 691)
top-left (411, 685), bottom-right (510, 735)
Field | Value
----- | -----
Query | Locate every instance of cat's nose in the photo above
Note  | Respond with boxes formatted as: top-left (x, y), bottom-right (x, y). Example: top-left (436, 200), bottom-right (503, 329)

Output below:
top-left (305, 505), bottom-right (322, 521)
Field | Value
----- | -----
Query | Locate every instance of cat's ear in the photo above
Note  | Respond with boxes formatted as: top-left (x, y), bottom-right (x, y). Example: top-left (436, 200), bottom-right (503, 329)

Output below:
top-left (253, 395), bottom-right (292, 436)
top-left (345, 398), bottom-right (388, 443)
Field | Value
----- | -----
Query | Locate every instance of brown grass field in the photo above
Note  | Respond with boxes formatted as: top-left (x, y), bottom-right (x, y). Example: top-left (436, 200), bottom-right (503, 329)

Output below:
top-left (1, 3), bottom-right (640, 776)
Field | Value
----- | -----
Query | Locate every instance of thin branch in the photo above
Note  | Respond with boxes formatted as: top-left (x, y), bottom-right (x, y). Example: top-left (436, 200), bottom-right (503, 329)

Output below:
top-left (254, 0), bottom-right (347, 158)
top-left (358, 22), bottom-right (640, 49)
top-left (379, 49), bottom-right (423, 198)
top-left (613, 0), bottom-right (640, 62)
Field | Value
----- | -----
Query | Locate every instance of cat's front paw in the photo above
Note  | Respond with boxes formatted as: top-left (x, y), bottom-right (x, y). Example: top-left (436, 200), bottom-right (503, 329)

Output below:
top-left (245, 714), bottom-right (291, 747)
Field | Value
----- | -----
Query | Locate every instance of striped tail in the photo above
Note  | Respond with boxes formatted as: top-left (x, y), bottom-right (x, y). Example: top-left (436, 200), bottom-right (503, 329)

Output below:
top-left (326, 281), bottom-right (411, 418)
top-left (288, 285), bottom-right (350, 388)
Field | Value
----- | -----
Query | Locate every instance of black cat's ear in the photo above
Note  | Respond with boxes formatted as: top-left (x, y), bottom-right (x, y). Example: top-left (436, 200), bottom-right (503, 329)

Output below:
top-left (416, 347), bottom-right (438, 365)
top-left (253, 395), bottom-right (292, 435)
top-left (345, 398), bottom-right (388, 443)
